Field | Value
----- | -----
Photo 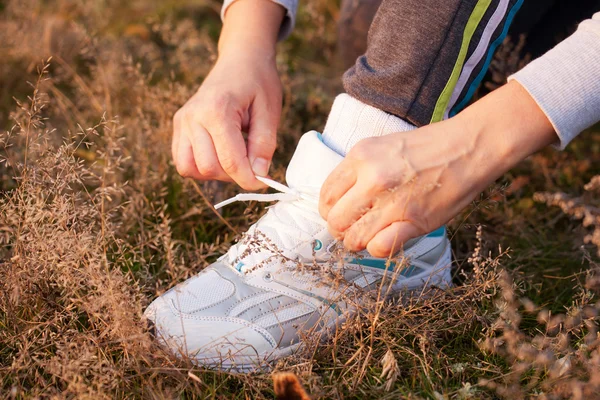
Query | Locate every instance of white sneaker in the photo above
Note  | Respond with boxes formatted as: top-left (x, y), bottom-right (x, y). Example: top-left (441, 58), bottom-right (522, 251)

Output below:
top-left (144, 131), bottom-right (452, 372)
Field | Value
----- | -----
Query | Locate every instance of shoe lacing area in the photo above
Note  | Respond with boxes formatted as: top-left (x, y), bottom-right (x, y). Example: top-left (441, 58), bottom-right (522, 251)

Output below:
top-left (215, 176), bottom-right (329, 274)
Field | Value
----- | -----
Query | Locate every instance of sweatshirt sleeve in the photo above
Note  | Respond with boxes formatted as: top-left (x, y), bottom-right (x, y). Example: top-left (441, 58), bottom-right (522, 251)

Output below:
top-left (221, 0), bottom-right (299, 41)
top-left (508, 12), bottom-right (600, 149)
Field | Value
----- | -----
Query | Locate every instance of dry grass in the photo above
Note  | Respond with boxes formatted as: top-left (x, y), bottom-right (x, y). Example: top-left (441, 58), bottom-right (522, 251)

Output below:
top-left (1, 0), bottom-right (600, 398)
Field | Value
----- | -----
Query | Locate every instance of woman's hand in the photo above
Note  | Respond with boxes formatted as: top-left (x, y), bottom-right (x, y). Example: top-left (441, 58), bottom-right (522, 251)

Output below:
top-left (319, 81), bottom-right (557, 258)
top-left (172, 0), bottom-right (284, 190)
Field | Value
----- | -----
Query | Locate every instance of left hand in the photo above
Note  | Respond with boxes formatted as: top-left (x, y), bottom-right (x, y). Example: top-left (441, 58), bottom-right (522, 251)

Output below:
top-left (318, 82), bottom-right (557, 258)
top-left (319, 120), bottom-right (483, 258)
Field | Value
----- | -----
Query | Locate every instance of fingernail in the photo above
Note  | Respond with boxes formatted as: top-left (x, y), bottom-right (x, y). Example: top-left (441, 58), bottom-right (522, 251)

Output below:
top-left (252, 157), bottom-right (269, 177)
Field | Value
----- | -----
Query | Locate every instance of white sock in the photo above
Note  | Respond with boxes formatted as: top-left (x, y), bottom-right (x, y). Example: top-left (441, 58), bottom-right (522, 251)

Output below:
top-left (322, 94), bottom-right (416, 156)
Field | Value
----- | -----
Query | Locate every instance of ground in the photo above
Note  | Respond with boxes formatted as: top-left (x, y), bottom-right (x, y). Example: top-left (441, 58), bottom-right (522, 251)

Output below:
top-left (1, 1), bottom-right (599, 399)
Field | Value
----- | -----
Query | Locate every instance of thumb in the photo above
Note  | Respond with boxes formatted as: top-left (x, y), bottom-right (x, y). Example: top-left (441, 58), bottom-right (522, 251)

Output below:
top-left (366, 221), bottom-right (422, 258)
top-left (247, 94), bottom-right (280, 177)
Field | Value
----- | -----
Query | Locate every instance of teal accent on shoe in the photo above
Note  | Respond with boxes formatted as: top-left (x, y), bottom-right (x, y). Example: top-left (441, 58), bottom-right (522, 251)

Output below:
top-left (316, 132), bottom-right (324, 142)
top-left (428, 226), bottom-right (446, 238)
top-left (235, 262), bottom-right (244, 272)
top-left (346, 257), bottom-right (422, 278)
top-left (313, 239), bottom-right (322, 251)
top-left (274, 278), bottom-right (342, 315)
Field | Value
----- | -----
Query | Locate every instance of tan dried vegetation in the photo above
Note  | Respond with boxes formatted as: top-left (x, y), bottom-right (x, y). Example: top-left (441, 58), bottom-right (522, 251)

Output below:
top-left (0, 0), bottom-right (599, 398)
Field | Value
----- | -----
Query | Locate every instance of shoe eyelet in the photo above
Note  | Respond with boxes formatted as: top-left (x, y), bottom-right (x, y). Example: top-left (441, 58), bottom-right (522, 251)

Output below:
top-left (263, 272), bottom-right (273, 282)
top-left (313, 239), bottom-right (322, 251)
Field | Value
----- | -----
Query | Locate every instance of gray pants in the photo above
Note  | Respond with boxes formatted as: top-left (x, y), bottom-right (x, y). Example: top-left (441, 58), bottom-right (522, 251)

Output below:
top-left (341, 0), bottom-right (525, 126)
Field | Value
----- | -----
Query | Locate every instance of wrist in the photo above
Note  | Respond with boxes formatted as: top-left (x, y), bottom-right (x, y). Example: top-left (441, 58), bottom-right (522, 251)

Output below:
top-left (219, 0), bottom-right (285, 59)
top-left (216, 44), bottom-right (277, 68)
top-left (454, 81), bottom-right (557, 179)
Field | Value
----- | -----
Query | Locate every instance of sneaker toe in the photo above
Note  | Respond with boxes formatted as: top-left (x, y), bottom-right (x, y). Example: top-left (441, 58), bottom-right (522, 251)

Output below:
top-left (144, 268), bottom-right (277, 366)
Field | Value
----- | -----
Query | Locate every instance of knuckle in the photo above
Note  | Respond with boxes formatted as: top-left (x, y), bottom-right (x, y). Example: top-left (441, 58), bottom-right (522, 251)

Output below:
top-left (327, 218), bottom-right (347, 237)
top-left (197, 162), bottom-right (219, 177)
top-left (177, 107), bottom-right (195, 126)
top-left (213, 93), bottom-right (235, 115)
top-left (211, 109), bottom-right (227, 124)
top-left (250, 134), bottom-right (277, 153)
top-left (349, 138), bottom-right (375, 160)
top-left (368, 169), bottom-right (393, 192)
top-left (344, 232), bottom-right (365, 252)
top-left (219, 156), bottom-right (240, 174)
top-left (371, 174), bottom-right (389, 191)
top-left (175, 162), bottom-right (195, 178)
top-left (326, 214), bottom-right (342, 231)
top-left (320, 188), bottom-right (334, 207)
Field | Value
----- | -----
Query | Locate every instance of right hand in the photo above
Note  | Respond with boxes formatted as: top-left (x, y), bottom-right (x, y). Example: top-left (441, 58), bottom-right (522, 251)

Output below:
top-left (172, 49), bottom-right (282, 190)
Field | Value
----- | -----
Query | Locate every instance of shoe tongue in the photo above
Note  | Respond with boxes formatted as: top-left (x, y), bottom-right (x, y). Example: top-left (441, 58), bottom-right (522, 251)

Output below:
top-left (285, 131), bottom-right (344, 192)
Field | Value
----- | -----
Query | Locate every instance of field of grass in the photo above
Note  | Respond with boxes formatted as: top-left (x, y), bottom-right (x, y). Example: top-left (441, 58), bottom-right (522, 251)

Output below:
top-left (1, 0), bottom-right (599, 398)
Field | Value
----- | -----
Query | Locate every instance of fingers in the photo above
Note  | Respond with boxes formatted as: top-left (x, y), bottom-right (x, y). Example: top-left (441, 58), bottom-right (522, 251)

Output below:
top-left (188, 121), bottom-right (230, 181)
top-left (319, 161), bottom-right (357, 220)
top-left (341, 190), bottom-right (417, 253)
top-left (342, 205), bottom-right (390, 252)
top-left (209, 117), bottom-right (263, 190)
top-left (173, 100), bottom-right (263, 189)
top-left (174, 134), bottom-right (202, 180)
top-left (326, 185), bottom-right (373, 239)
top-left (173, 113), bottom-right (231, 182)
top-left (247, 93), bottom-right (280, 177)
top-left (366, 221), bottom-right (421, 258)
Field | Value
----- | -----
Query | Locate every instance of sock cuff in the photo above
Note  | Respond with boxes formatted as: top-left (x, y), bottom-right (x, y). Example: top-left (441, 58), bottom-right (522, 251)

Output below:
top-left (322, 94), bottom-right (415, 156)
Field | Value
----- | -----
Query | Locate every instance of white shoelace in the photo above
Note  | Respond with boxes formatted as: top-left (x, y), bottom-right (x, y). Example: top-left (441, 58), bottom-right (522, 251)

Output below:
top-left (214, 176), bottom-right (327, 271)
top-left (214, 176), bottom-right (315, 210)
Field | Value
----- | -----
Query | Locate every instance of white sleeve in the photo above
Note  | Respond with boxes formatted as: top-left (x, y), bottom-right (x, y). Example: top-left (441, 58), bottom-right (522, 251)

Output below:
top-left (221, 0), bottom-right (299, 41)
top-left (508, 12), bottom-right (600, 149)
